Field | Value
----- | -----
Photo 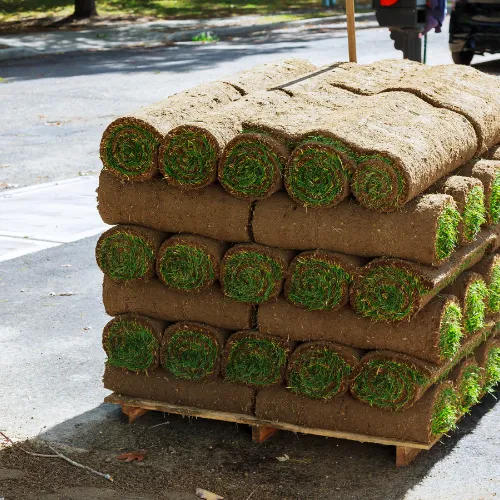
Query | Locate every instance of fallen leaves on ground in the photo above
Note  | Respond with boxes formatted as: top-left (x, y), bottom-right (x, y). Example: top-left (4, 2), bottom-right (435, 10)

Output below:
top-left (195, 488), bottom-right (224, 500)
top-left (116, 450), bottom-right (147, 462)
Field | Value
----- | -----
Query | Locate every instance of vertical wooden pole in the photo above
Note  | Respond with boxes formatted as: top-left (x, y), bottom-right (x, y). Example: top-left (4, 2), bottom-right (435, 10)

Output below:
top-left (346, 0), bottom-right (357, 63)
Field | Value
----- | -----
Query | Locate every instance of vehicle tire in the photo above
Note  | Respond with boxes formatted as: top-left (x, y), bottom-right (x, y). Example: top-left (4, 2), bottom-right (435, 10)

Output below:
top-left (452, 51), bottom-right (474, 65)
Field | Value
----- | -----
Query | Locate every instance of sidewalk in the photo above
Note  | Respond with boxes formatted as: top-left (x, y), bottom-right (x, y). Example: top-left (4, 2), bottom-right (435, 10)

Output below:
top-left (0, 11), bottom-right (376, 61)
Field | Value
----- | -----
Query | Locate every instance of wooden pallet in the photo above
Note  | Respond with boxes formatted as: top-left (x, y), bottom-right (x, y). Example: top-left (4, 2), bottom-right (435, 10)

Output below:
top-left (105, 392), bottom-right (437, 467)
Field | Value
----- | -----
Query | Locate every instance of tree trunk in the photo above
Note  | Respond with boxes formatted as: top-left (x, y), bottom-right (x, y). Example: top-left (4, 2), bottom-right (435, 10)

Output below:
top-left (74, 0), bottom-right (98, 18)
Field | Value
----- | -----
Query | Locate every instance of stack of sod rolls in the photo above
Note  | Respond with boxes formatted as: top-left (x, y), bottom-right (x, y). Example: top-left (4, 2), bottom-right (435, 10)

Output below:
top-left (97, 58), bottom-right (500, 446)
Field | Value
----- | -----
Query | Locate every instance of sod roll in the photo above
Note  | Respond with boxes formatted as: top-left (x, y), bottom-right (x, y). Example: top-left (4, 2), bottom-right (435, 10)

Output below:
top-left (102, 314), bottom-right (166, 373)
top-left (350, 229), bottom-right (496, 322)
top-left (286, 342), bottom-right (363, 400)
top-left (255, 381), bottom-right (458, 444)
top-left (97, 170), bottom-right (252, 243)
top-left (221, 243), bottom-right (295, 304)
top-left (253, 192), bottom-right (460, 267)
top-left (490, 145), bottom-right (500, 161)
top-left (442, 272), bottom-right (488, 336)
top-left (222, 330), bottom-right (294, 387)
top-left (103, 365), bottom-right (256, 415)
top-left (160, 322), bottom-right (229, 381)
top-left (448, 357), bottom-right (483, 414)
top-left (475, 338), bottom-right (500, 394)
top-left (258, 295), bottom-right (463, 365)
top-left (99, 59), bottom-right (316, 181)
top-left (349, 324), bottom-right (492, 411)
top-left (427, 175), bottom-right (486, 244)
top-left (471, 254), bottom-right (500, 315)
top-left (156, 234), bottom-right (227, 293)
top-left (284, 251), bottom-right (365, 311)
top-left (458, 159), bottom-right (500, 226)
top-left (96, 225), bottom-right (166, 282)
top-left (103, 277), bottom-right (253, 331)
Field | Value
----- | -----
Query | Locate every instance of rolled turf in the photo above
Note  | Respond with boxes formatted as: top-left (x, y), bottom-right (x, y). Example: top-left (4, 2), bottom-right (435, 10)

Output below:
top-left (255, 381), bottom-right (458, 444)
top-left (349, 323), bottom-right (493, 411)
top-left (103, 276), bottom-right (254, 331)
top-left (97, 170), bottom-right (252, 243)
top-left (99, 59), bottom-right (316, 181)
top-left (221, 243), bottom-right (295, 304)
top-left (245, 91), bottom-right (477, 212)
top-left (442, 272), bottom-right (488, 335)
top-left (258, 294), bottom-right (463, 365)
top-left (222, 331), bottom-right (294, 387)
top-left (103, 365), bottom-right (256, 415)
top-left (284, 251), bottom-right (365, 311)
top-left (428, 175), bottom-right (486, 244)
top-left (96, 225), bottom-right (166, 282)
top-left (350, 229), bottom-right (496, 322)
top-left (253, 192), bottom-right (460, 267)
top-left (448, 358), bottom-right (484, 414)
top-left (156, 234), bottom-right (227, 293)
top-left (458, 159), bottom-right (500, 226)
top-left (475, 338), bottom-right (500, 394)
top-left (286, 342), bottom-right (363, 400)
top-left (102, 314), bottom-right (165, 373)
top-left (161, 322), bottom-right (228, 381)
top-left (490, 145), bottom-right (500, 161)
top-left (471, 254), bottom-right (500, 315)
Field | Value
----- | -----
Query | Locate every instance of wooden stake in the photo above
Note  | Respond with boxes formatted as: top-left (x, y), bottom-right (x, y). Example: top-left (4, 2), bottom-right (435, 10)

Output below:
top-left (346, 0), bottom-right (357, 63)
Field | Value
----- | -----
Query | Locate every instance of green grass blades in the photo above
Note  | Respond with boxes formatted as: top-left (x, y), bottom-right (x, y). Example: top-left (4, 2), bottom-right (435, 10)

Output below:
top-left (462, 186), bottom-right (486, 242)
top-left (162, 327), bottom-right (220, 380)
top-left (158, 243), bottom-right (215, 292)
top-left (484, 347), bottom-right (500, 393)
top-left (285, 138), bottom-right (349, 208)
top-left (488, 259), bottom-right (500, 313)
top-left (287, 346), bottom-right (353, 399)
top-left (102, 122), bottom-right (158, 179)
top-left (458, 364), bottom-right (483, 413)
top-left (97, 231), bottom-right (155, 281)
top-left (351, 157), bottom-right (406, 212)
top-left (104, 318), bottom-right (159, 372)
top-left (489, 173), bottom-right (500, 224)
top-left (219, 135), bottom-right (285, 199)
top-left (224, 335), bottom-right (288, 386)
top-left (222, 250), bottom-right (283, 304)
top-left (435, 204), bottom-right (461, 262)
top-left (438, 301), bottom-right (463, 360)
top-left (286, 253), bottom-right (352, 311)
top-left (351, 359), bottom-right (427, 410)
top-left (161, 128), bottom-right (217, 188)
top-left (431, 386), bottom-right (458, 436)
top-left (352, 266), bottom-right (426, 321)
top-left (464, 280), bottom-right (488, 334)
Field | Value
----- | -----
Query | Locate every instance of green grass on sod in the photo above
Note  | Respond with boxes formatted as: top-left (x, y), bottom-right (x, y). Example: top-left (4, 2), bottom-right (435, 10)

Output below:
top-left (435, 204), bottom-right (461, 262)
top-left (485, 347), bottom-right (500, 393)
top-left (438, 302), bottom-right (463, 360)
top-left (489, 173), bottom-right (500, 224)
top-left (462, 185), bottom-right (486, 242)
top-left (488, 260), bottom-right (500, 313)
top-left (431, 386), bottom-right (458, 436)
top-left (458, 364), bottom-right (483, 413)
top-left (464, 280), bottom-right (488, 335)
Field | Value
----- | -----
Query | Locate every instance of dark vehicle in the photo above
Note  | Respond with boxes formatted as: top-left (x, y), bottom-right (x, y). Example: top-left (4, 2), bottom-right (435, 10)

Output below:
top-left (449, 0), bottom-right (500, 64)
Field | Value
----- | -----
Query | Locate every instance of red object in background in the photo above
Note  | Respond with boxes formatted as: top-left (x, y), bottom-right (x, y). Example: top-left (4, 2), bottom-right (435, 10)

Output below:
top-left (380, 0), bottom-right (399, 5)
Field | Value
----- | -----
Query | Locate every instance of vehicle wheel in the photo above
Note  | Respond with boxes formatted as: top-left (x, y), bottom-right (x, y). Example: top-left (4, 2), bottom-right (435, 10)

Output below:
top-left (452, 51), bottom-right (474, 65)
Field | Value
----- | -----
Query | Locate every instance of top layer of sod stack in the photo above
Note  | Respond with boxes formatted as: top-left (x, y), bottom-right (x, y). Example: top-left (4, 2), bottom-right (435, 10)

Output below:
top-left (244, 91), bottom-right (477, 212)
top-left (99, 59), bottom-right (316, 181)
top-left (303, 59), bottom-right (500, 155)
top-left (350, 229), bottom-right (496, 322)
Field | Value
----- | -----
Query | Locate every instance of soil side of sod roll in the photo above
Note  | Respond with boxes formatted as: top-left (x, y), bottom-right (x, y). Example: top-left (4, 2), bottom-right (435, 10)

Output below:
top-left (286, 341), bottom-right (363, 400)
top-left (253, 192), bottom-right (460, 267)
top-left (160, 322), bottom-right (229, 381)
top-left (490, 145), bottom-right (500, 161)
top-left (102, 314), bottom-right (166, 373)
top-left (222, 330), bottom-right (294, 387)
top-left (284, 251), bottom-right (366, 311)
top-left (103, 365), bottom-right (256, 415)
top-left (258, 294), bottom-right (463, 365)
top-left (103, 276), bottom-right (254, 331)
top-left (255, 381), bottom-right (457, 444)
top-left (97, 170), bottom-right (252, 243)
top-left (349, 228), bottom-right (496, 322)
top-left (221, 243), bottom-right (295, 304)
top-left (471, 254), bottom-right (500, 315)
top-left (96, 225), bottom-right (167, 282)
top-left (156, 234), bottom-right (228, 293)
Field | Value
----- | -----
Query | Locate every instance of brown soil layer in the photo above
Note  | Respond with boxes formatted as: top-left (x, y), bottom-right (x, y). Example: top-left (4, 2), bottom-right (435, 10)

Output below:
top-left (255, 381), bottom-right (453, 444)
top-left (259, 295), bottom-right (460, 365)
top-left (475, 337), bottom-right (500, 367)
top-left (103, 365), bottom-right (256, 415)
top-left (253, 192), bottom-right (458, 266)
top-left (156, 234), bottom-right (228, 292)
top-left (95, 224), bottom-right (167, 281)
top-left (488, 224), bottom-right (500, 253)
top-left (350, 229), bottom-right (496, 321)
top-left (97, 170), bottom-right (252, 243)
top-left (489, 145), bottom-right (500, 160)
top-left (103, 276), bottom-right (254, 331)
top-left (471, 253), bottom-right (500, 289)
